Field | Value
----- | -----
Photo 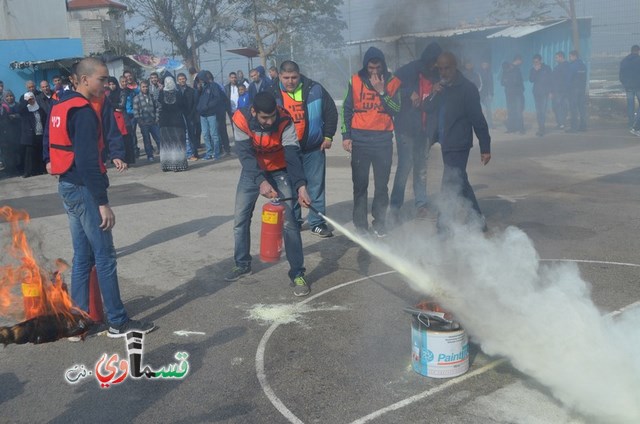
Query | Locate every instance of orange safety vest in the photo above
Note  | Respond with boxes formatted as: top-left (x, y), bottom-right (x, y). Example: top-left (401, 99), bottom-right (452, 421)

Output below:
top-left (281, 91), bottom-right (306, 141)
top-left (49, 96), bottom-right (106, 175)
top-left (232, 107), bottom-right (292, 171)
top-left (351, 73), bottom-right (400, 132)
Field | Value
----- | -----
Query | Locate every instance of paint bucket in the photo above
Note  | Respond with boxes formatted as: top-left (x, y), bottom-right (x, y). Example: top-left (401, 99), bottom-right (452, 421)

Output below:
top-left (410, 314), bottom-right (469, 378)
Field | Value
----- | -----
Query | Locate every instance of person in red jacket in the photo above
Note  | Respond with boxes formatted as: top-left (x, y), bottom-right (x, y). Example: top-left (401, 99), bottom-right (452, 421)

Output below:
top-left (48, 57), bottom-right (155, 337)
top-left (225, 92), bottom-right (312, 297)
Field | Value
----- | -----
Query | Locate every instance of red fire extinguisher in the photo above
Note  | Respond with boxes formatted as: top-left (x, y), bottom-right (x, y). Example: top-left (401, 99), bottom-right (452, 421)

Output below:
top-left (260, 200), bottom-right (285, 262)
top-left (88, 266), bottom-right (104, 323)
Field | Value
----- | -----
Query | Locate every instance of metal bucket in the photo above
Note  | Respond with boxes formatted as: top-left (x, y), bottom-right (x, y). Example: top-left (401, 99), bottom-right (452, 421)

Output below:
top-left (410, 313), bottom-right (469, 378)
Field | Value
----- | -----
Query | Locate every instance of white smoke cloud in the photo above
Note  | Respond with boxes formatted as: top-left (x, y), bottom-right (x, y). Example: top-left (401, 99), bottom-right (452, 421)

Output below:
top-left (323, 216), bottom-right (640, 423)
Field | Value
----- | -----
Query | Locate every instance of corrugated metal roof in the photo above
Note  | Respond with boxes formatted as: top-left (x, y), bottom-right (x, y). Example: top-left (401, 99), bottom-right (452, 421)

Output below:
top-left (487, 20), bottom-right (565, 38)
top-left (347, 19), bottom-right (587, 45)
top-left (347, 24), bottom-right (508, 46)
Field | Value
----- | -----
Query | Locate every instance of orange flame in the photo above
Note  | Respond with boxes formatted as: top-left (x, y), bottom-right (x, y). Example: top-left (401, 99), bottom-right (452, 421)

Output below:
top-left (0, 206), bottom-right (85, 322)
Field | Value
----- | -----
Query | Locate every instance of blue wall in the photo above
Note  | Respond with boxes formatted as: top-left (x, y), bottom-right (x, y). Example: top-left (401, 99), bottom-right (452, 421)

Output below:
top-left (0, 38), bottom-right (83, 95)
top-left (491, 19), bottom-right (592, 111)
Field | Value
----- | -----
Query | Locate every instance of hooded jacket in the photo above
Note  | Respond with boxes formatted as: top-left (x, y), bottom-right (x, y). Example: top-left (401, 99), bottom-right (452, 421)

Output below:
top-left (341, 47), bottom-right (401, 144)
top-left (195, 70), bottom-right (226, 117)
top-left (393, 42), bottom-right (442, 136)
top-left (272, 74), bottom-right (338, 153)
top-left (248, 65), bottom-right (271, 102)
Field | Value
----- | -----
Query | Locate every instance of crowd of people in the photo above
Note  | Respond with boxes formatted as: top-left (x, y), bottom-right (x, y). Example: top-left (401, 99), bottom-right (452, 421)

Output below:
top-left (0, 64), bottom-right (282, 175)
top-left (1, 43), bottom-right (636, 330)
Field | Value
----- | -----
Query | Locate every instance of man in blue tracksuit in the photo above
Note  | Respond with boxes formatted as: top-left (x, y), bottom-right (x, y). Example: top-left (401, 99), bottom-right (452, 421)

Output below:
top-left (272, 60), bottom-right (338, 237)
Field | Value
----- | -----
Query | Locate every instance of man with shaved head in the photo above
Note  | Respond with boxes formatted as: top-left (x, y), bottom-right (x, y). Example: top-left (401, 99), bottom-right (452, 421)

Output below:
top-left (47, 57), bottom-right (155, 338)
top-left (424, 51), bottom-right (491, 232)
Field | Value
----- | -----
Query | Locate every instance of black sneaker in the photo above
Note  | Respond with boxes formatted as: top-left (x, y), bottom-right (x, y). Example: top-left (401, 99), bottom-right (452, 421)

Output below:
top-left (224, 265), bottom-right (252, 282)
top-left (108, 319), bottom-right (155, 338)
top-left (311, 224), bottom-right (333, 238)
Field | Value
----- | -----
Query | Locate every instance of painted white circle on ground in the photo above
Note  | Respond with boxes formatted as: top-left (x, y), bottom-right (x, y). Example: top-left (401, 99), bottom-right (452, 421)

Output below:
top-left (255, 259), bottom-right (640, 424)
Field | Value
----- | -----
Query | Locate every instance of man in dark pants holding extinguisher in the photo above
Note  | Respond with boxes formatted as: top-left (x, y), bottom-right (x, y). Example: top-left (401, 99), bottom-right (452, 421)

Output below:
top-left (224, 92), bottom-right (312, 297)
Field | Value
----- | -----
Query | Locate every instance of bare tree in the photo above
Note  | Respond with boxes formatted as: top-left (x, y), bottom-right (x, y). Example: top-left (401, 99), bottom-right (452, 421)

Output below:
top-left (237, 0), bottom-right (345, 68)
top-left (492, 0), bottom-right (580, 53)
top-left (124, 0), bottom-right (236, 70)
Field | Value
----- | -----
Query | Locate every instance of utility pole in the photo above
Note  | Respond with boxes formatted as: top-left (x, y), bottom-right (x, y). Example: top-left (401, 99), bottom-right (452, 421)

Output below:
top-left (568, 0), bottom-right (580, 54)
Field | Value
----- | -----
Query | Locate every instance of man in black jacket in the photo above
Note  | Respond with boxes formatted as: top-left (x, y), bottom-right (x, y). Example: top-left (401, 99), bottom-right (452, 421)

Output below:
top-left (501, 55), bottom-right (525, 134)
top-left (619, 45), bottom-right (640, 128)
top-left (177, 72), bottom-right (199, 160)
top-left (424, 52), bottom-right (491, 232)
top-left (390, 42), bottom-right (442, 224)
top-left (529, 54), bottom-right (553, 136)
top-left (195, 70), bottom-right (225, 160)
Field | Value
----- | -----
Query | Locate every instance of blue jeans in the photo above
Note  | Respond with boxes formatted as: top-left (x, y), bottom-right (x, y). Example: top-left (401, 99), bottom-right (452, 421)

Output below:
top-left (294, 149), bottom-right (326, 228)
top-left (139, 122), bottom-right (161, 159)
top-left (58, 181), bottom-right (128, 326)
top-left (200, 115), bottom-right (221, 159)
top-left (390, 132), bottom-right (429, 210)
top-left (626, 89), bottom-right (640, 127)
top-left (233, 170), bottom-right (305, 281)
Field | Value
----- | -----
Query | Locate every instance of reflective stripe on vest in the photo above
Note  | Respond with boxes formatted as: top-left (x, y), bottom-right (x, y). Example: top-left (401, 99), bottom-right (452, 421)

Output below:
top-left (351, 73), bottom-right (399, 132)
top-left (232, 107), bottom-right (291, 171)
top-left (49, 96), bottom-right (106, 175)
top-left (281, 90), bottom-right (306, 141)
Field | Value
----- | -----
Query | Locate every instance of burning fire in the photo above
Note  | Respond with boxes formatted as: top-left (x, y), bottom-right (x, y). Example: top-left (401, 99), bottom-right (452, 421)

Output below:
top-left (0, 206), bottom-right (90, 345)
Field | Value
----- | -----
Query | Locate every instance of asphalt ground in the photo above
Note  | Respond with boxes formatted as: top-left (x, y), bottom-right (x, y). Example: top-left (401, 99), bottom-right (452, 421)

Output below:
top-left (1, 119), bottom-right (640, 423)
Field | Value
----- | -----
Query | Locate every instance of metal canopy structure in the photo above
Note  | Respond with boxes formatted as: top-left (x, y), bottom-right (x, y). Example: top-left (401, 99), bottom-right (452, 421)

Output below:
top-left (227, 48), bottom-right (261, 69)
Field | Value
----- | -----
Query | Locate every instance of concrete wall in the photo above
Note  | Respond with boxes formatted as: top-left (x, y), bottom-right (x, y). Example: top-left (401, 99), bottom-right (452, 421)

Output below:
top-left (0, 0), bottom-right (71, 39)
top-left (68, 7), bottom-right (126, 55)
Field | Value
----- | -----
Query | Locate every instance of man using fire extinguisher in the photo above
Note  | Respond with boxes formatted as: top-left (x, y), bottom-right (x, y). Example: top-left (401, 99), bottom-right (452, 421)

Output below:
top-left (47, 57), bottom-right (155, 337)
top-left (224, 91), bottom-right (313, 297)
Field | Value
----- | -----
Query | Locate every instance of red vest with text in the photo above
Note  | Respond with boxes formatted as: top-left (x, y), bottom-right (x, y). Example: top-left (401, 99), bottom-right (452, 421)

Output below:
top-left (49, 96), bottom-right (106, 175)
top-left (281, 91), bottom-right (306, 141)
top-left (232, 107), bottom-right (292, 171)
top-left (351, 73), bottom-right (400, 132)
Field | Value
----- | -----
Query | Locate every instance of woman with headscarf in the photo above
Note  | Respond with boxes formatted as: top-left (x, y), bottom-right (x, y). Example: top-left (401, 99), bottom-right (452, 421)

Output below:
top-left (157, 75), bottom-right (187, 172)
top-left (0, 90), bottom-right (22, 174)
top-left (19, 91), bottom-right (47, 177)
top-left (107, 76), bottom-right (135, 164)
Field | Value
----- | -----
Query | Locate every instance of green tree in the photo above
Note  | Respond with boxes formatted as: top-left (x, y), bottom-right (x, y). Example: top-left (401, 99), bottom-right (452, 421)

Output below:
top-left (123, 0), bottom-right (236, 70)
top-left (492, 0), bottom-right (580, 54)
top-left (236, 0), bottom-right (346, 68)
